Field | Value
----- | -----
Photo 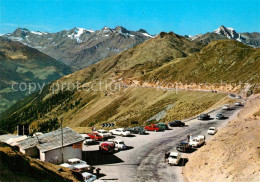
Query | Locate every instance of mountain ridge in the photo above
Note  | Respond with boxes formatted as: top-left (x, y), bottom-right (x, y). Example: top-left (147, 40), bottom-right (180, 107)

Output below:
top-left (3, 26), bottom-right (154, 69)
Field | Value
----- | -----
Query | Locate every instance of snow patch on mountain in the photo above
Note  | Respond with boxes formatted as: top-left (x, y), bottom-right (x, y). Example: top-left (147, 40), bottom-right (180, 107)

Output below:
top-left (31, 31), bottom-right (47, 35)
top-left (142, 33), bottom-right (153, 38)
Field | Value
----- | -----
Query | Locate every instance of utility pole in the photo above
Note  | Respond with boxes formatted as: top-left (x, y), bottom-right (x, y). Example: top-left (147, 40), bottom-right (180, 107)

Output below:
top-left (61, 118), bottom-right (64, 163)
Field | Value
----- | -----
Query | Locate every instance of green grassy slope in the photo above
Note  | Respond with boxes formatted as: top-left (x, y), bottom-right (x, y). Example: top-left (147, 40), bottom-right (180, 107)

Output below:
top-left (0, 37), bottom-right (72, 113)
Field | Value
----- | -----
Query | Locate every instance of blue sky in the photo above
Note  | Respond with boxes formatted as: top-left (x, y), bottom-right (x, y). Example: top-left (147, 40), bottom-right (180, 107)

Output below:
top-left (0, 0), bottom-right (259, 35)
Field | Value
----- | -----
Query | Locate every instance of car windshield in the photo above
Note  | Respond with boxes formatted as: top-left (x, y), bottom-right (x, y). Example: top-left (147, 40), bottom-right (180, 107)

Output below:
top-left (209, 128), bottom-right (215, 130)
top-left (170, 155), bottom-right (177, 159)
top-left (119, 142), bottom-right (124, 144)
top-left (101, 131), bottom-right (108, 133)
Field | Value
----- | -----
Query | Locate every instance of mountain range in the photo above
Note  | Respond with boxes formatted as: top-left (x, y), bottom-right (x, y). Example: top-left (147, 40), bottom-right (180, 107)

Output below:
top-left (3, 26), bottom-right (153, 69)
top-left (1, 30), bottom-right (259, 133)
top-left (2, 25), bottom-right (259, 71)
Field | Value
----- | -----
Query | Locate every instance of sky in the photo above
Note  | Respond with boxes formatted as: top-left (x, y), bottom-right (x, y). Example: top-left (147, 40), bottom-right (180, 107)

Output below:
top-left (0, 0), bottom-right (259, 35)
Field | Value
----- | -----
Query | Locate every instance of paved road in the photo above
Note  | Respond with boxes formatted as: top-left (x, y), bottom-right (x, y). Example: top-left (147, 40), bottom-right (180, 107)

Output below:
top-left (83, 106), bottom-right (242, 182)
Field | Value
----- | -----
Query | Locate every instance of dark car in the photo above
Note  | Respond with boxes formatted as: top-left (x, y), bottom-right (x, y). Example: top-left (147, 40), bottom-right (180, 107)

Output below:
top-left (126, 127), bottom-right (146, 135)
top-left (216, 113), bottom-right (225, 120)
top-left (176, 142), bottom-right (192, 152)
top-left (157, 123), bottom-right (169, 130)
top-left (168, 120), bottom-right (185, 127)
top-left (198, 113), bottom-right (210, 120)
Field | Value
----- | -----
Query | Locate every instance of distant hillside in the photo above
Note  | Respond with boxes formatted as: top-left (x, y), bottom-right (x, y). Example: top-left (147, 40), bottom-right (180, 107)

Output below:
top-left (0, 37), bottom-right (72, 113)
top-left (138, 39), bottom-right (260, 84)
top-left (1, 32), bottom-right (259, 133)
top-left (3, 26), bottom-right (152, 69)
top-left (0, 142), bottom-right (81, 182)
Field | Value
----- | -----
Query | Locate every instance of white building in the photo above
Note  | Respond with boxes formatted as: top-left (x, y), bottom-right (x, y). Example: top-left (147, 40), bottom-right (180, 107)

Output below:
top-left (17, 127), bottom-right (85, 164)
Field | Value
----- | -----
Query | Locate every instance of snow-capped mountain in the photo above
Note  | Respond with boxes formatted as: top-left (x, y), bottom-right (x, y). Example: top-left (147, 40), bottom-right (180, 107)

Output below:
top-left (3, 26), bottom-right (154, 69)
top-left (188, 25), bottom-right (260, 47)
top-left (213, 25), bottom-right (245, 42)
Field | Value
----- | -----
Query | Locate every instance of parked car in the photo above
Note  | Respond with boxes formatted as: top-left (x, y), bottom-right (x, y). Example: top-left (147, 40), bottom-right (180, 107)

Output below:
top-left (198, 114), bottom-right (210, 120)
top-left (207, 127), bottom-right (218, 135)
top-left (108, 139), bottom-right (127, 150)
top-left (168, 152), bottom-right (181, 165)
top-left (234, 102), bottom-right (243, 106)
top-left (82, 172), bottom-right (97, 182)
top-left (81, 134), bottom-right (95, 145)
top-left (60, 158), bottom-right (94, 173)
top-left (126, 127), bottom-right (146, 135)
top-left (94, 129), bottom-right (111, 139)
top-left (109, 128), bottom-right (131, 136)
top-left (236, 95), bottom-right (242, 99)
top-left (87, 133), bottom-right (103, 141)
top-left (189, 137), bottom-right (205, 147)
top-left (168, 120), bottom-right (185, 127)
top-left (33, 132), bottom-right (43, 137)
top-left (144, 124), bottom-right (164, 132)
top-left (99, 142), bottom-right (115, 153)
top-left (157, 123), bottom-right (169, 130)
top-left (222, 104), bottom-right (231, 110)
top-left (176, 142), bottom-right (192, 152)
top-left (216, 113), bottom-right (225, 120)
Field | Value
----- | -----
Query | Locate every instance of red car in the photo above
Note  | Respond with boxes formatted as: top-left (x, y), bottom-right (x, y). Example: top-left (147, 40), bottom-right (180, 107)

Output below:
top-left (87, 133), bottom-right (103, 141)
top-left (144, 124), bottom-right (162, 132)
top-left (99, 142), bottom-right (115, 153)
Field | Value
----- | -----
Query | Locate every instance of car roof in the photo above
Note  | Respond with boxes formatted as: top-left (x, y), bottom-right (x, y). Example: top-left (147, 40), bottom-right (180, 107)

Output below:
top-left (68, 158), bottom-right (81, 162)
top-left (170, 152), bottom-right (179, 156)
top-left (209, 127), bottom-right (216, 129)
top-left (81, 172), bottom-right (93, 177)
top-left (98, 129), bottom-right (106, 131)
top-left (116, 128), bottom-right (124, 130)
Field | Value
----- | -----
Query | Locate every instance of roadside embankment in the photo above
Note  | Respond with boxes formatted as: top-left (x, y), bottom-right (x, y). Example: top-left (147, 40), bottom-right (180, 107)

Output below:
top-left (183, 94), bottom-right (260, 182)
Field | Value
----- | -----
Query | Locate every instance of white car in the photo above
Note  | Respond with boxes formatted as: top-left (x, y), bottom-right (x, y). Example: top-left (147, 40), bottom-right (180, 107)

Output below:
top-left (222, 104), bottom-right (231, 110)
top-left (109, 128), bottom-right (131, 136)
top-left (33, 132), bottom-right (43, 137)
top-left (60, 158), bottom-right (93, 172)
top-left (234, 102), bottom-right (243, 106)
top-left (168, 152), bottom-right (181, 165)
top-left (81, 134), bottom-right (95, 145)
top-left (82, 172), bottom-right (97, 182)
top-left (110, 139), bottom-right (127, 150)
top-left (94, 129), bottom-right (111, 138)
top-left (236, 95), bottom-right (242, 99)
top-left (189, 137), bottom-right (205, 147)
top-left (207, 127), bottom-right (218, 135)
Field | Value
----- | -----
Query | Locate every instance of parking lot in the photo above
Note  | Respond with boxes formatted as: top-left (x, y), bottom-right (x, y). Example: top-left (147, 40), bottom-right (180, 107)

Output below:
top-left (82, 106), bottom-right (242, 182)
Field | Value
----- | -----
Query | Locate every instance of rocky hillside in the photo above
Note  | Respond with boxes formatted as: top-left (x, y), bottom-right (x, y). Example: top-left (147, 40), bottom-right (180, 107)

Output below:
top-left (0, 37), bottom-right (72, 113)
top-left (3, 26), bottom-right (152, 69)
top-left (1, 32), bottom-right (259, 133)
top-left (184, 94), bottom-right (260, 182)
top-left (188, 25), bottom-right (260, 47)
top-left (0, 142), bottom-right (81, 182)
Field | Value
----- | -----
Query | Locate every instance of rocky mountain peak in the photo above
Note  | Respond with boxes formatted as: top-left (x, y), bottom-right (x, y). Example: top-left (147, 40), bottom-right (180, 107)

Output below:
top-left (214, 25), bottom-right (239, 39)
top-left (114, 26), bottom-right (130, 34)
